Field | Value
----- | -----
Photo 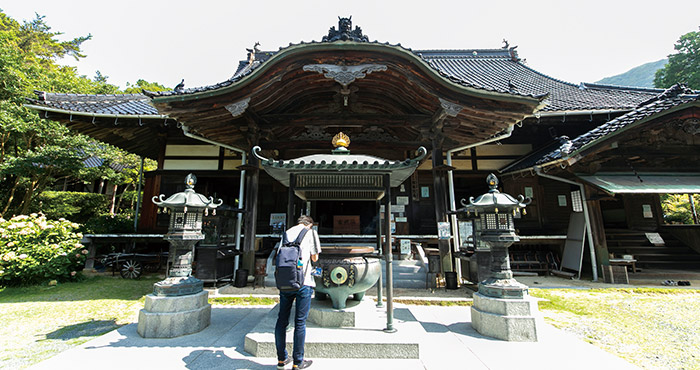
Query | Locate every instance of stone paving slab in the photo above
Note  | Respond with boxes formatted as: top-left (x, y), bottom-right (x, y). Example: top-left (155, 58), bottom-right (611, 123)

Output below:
top-left (31, 301), bottom-right (640, 370)
top-left (245, 299), bottom-right (421, 359)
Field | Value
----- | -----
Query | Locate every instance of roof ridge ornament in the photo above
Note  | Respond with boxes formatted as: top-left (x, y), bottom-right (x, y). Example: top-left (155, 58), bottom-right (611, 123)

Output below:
top-left (322, 16), bottom-right (370, 42)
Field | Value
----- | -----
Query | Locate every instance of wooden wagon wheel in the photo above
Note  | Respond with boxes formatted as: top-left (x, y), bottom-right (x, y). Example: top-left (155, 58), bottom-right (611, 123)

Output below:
top-left (120, 260), bottom-right (143, 279)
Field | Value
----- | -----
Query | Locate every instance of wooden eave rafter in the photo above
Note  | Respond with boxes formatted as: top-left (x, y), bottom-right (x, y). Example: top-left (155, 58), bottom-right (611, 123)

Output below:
top-left (153, 43), bottom-right (541, 150)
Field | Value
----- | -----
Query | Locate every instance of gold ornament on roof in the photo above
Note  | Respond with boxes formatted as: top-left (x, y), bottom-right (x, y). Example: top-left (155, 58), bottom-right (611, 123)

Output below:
top-left (332, 132), bottom-right (350, 148)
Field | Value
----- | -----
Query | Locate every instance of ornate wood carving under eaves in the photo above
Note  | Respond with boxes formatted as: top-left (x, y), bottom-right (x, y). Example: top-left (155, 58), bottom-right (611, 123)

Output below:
top-left (224, 98), bottom-right (251, 118)
top-left (674, 118), bottom-right (700, 135)
top-left (439, 98), bottom-right (463, 117)
top-left (303, 64), bottom-right (387, 88)
top-left (291, 126), bottom-right (333, 141)
top-left (353, 127), bottom-right (399, 142)
top-left (322, 17), bottom-right (370, 42)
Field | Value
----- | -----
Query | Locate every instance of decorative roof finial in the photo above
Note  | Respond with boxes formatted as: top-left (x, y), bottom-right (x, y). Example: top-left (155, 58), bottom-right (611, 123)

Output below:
top-left (185, 173), bottom-right (197, 189)
top-left (322, 16), bottom-right (369, 42)
top-left (174, 79), bottom-right (185, 93)
top-left (486, 173), bottom-right (499, 192)
top-left (332, 132), bottom-right (350, 149)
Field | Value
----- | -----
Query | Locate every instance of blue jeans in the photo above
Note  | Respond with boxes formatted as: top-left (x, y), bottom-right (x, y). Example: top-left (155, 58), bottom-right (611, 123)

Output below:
top-left (275, 285), bottom-right (313, 365)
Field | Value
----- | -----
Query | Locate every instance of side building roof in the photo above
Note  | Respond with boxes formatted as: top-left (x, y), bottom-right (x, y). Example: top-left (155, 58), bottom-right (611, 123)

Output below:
top-left (501, 84), bottom-right (700, 173)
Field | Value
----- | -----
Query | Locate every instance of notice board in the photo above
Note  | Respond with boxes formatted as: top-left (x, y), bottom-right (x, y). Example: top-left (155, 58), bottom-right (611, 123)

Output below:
top-left (561, 212), bottom-right (586, 275)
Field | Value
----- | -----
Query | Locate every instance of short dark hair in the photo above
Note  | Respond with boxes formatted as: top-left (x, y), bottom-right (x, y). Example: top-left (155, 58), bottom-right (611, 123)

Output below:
top-left (297, 215), bottom-right (314, 226)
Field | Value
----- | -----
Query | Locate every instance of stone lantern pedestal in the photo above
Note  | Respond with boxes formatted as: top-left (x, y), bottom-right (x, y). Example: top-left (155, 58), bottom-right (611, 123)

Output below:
top-left (470, 241), bottom-right (540, 342)
top-left (137, 290), bottom-right (211, 338)
top-left (459, 174), bottom-right (541, 342)
top-left (137, 174), bottom-right (221, 338)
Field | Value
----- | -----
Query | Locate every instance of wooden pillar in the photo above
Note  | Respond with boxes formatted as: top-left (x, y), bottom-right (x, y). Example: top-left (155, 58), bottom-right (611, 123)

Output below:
top-left (432, 147), bottom-right (453, 273)
top-left (287, 174), bottom-right (296, 228)
top-left (585, 185), bottom-right (610, 266)
top-left (242, 154), bottom-right (259, 252)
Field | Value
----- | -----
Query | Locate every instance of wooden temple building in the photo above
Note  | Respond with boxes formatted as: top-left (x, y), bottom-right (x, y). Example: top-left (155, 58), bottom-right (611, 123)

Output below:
top-left (25, 18), bottom-right (700, 282)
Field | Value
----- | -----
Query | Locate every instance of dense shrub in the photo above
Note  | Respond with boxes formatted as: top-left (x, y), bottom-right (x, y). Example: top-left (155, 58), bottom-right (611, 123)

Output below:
top-left (30, 191), bottom-right (109, 224)
top-left (0, 214), bottom-right (86, 286)
top-left (82, 213), bottom-right (133, 234)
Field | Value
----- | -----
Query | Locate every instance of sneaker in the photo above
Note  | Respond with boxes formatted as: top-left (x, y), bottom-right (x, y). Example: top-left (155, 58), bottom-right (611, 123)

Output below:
top-left (293, 359), bottom-right (313, 369)
top-left (277, 357), bottom-right (292, 369)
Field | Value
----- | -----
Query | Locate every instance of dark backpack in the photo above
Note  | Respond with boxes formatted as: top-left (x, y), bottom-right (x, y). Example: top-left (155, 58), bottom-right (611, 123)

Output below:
top-left (274, 228), bottom-right (309, 291)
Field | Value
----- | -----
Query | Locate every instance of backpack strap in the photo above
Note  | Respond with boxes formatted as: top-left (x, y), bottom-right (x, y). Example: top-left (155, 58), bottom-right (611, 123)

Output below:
top-left (294, 228), bottom-right (309, 245)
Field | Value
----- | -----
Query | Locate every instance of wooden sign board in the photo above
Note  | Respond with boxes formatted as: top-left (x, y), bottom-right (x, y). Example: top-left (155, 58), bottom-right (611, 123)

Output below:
top-left (333, 215), bottom-right (360, 235)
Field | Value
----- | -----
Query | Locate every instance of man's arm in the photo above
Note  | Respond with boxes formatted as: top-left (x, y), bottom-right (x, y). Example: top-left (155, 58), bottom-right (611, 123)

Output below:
top-left (311, 229), bottom-right (321, 262)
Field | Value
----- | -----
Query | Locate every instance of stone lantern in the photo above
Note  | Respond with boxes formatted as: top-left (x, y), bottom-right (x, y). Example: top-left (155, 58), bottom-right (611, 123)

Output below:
top-left (137, 173), bottom-right (222, 338)
top-left (460, 173), bottom-right (541, 341)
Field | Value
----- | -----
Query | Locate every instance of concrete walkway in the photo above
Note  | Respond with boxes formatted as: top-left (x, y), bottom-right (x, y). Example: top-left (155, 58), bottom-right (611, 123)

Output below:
top-left (31, 299), bottom-right (638, 370)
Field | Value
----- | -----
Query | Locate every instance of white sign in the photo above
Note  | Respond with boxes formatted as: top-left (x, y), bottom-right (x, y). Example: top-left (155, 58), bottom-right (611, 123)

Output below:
top-left (400, 239), bottom-right (411, 255)
top-left (391, 204), bottom-right (405, 213)
top-left (558, 195), bottom-right (568, 207)
top-left (524, 186), bottom-right (533, 198)
top-left (438, 222), bottom-right (451, 239)
top-left (645, 232), bottom-right (665, 246)
top-left (642, 204), bottom-right (653, 218)
top-left (396, 196), bottom-right (410, 205)
top-left (269, 213), bottom-right (286, 226)
top-left (395, 216), bottom-right (408, 223)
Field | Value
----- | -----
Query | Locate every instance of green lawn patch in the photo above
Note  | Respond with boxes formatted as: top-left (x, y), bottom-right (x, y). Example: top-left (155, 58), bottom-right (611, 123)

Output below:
top-left (530, 288), bottom-right (700, 369)
top-left (209, 296), bottom-right (278, 306)
top-left (392, 298), bottom-right (472, 306)
top-left (0, 275), bottom-right (158, 369)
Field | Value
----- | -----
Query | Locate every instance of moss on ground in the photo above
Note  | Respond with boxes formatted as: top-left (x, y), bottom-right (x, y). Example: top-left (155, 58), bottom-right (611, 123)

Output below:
top-left (530, 288), bottom-right (700, 369)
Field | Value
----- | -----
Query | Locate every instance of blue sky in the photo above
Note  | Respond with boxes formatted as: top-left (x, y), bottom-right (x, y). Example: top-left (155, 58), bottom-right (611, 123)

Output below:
top-left (2, 0), bottom-right (698, 90)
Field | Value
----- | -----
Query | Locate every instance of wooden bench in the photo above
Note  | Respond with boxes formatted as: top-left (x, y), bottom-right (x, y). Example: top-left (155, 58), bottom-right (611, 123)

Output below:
top-left (609, 258), bottom-right (637, 273)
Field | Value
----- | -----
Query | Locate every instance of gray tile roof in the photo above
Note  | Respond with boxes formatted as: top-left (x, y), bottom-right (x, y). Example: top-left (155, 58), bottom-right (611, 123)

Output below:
top-left (26, 43), bottom-right (663, 116)
top-left (417, 50), bottom-right (661, 112)
top-left (147, 45), bottom-right (661, 113)
top-left (502, 84), bottom-right (700, 172)
top-left (26, 91), bottom-right (160, 116)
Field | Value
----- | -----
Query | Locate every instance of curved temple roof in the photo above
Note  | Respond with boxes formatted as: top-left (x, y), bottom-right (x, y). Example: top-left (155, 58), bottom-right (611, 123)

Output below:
top-left (147, 42), bottom-right (659, 113)
top-left (24, 18), bottom-right (666, 157)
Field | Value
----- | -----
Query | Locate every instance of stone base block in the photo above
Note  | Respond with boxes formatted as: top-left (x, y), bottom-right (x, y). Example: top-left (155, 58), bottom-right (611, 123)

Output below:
top-left (308, 299), bottom-right (366, 327)
top-left (470, 292), bottom-right (540, 342)
top-left (245, 302), bottom-right (420, 359)
top-left (137, 290), bottom-right (211, 338)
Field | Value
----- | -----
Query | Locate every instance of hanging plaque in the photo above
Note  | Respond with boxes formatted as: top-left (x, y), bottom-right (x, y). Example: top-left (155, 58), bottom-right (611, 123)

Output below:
top-left (438, 222), bottom-right (451, 239)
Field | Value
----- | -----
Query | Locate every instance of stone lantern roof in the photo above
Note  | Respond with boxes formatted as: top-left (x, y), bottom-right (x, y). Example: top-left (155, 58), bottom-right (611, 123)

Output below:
top-left (152, 174), bottom-right (223, 211)
top-left (460, 174), bottom-right (530, 214)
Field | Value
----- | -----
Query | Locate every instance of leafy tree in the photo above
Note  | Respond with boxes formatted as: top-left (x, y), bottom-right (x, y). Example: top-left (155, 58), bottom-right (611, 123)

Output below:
top-left (123, 79), bottom-right (171, 94)
top-left (661, 194), bottom-right (700, 224)
top-left (654, 27), bottom-right (700, 90)
top-left (0, 11), bottom-right (157, 217)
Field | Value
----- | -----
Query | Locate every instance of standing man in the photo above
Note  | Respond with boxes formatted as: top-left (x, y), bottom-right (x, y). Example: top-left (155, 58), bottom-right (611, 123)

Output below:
top-left (275, 215), bottom-right (321, 369)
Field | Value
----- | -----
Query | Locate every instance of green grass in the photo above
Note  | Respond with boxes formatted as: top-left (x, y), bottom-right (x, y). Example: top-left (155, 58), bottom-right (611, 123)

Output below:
top-left (392, 298), bottom-right (472, 307)
top-left (209, 296), bottom-right (278, 306)
top-left (530, 288), bottom-right (700, 369)
top-left (0, 275), bottom-right (158, 369)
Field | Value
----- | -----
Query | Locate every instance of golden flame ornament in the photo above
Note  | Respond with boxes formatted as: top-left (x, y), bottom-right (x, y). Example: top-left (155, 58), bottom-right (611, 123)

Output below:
top-left (332, 132), bottom-right (350, 148)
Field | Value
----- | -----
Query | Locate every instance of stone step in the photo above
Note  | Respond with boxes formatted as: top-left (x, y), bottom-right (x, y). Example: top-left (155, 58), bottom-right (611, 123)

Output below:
top-left (244, 299), bottom-right (421, 359)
